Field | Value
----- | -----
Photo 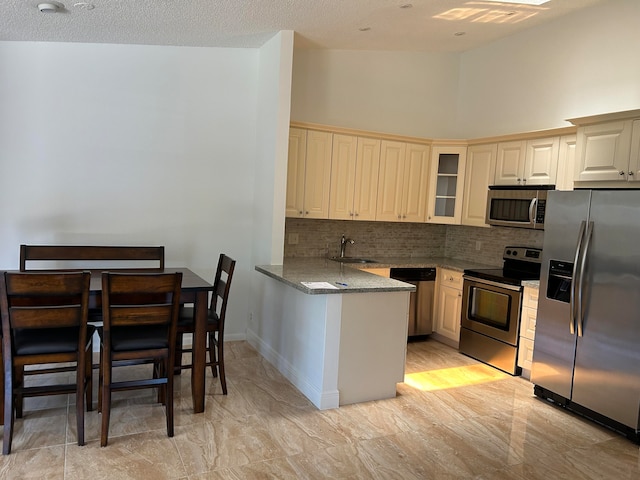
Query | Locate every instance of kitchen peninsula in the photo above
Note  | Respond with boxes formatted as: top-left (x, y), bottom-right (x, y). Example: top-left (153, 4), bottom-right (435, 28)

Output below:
top-left (253, 258), bottom-right (415, 409)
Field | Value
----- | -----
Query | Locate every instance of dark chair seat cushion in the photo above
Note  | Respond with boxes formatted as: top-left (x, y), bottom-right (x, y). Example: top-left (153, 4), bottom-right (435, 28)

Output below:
top-left (13, 325), bottom-right (96, 355)
top-left (177, 306), bottom-right (219, 329)
top-left (110, 325), bottom-right (169, 352)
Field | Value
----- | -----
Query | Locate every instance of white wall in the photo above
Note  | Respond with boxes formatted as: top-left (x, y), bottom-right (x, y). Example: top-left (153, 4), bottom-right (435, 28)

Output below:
top-left (0, 41), bottom-right (262, 339)
top-left (290, 49), bottom-right (461, 139)
top-left (457, 0), bottom-right (640, 138)
top-left (290, 0), bottom-right (640, 140)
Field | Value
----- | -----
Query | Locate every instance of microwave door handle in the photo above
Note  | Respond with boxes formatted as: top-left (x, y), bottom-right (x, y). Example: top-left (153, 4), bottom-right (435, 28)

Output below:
top-left (569, 221), bottom-right (586, 335)
top-left (528, 198), bottom-right (538, 225)
top-left (576, 221), bottom-right (594, 337)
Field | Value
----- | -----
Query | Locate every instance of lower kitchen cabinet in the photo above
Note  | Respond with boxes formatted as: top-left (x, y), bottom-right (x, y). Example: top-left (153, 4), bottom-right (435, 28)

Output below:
top-left (358, 267), bottom-right (390, 277)
top-left (518, 285), bottom-right (539, 379)
top-left (434, 269), bottom-right (463, 347)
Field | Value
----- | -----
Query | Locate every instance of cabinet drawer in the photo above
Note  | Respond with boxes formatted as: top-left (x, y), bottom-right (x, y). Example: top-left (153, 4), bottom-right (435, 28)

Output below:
top-left (439, 269), bottom-right (463, 289)
top-left (522, 285), bottom-right (539, 310)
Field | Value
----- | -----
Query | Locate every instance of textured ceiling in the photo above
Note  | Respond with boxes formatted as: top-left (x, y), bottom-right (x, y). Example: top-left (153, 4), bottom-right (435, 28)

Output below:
top-left (3, 0), bottom-right (608, 52)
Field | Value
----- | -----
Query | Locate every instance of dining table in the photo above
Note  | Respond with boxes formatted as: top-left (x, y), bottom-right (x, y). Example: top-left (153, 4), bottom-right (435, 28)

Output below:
top-left (1, 267), bottom-right (214, 416)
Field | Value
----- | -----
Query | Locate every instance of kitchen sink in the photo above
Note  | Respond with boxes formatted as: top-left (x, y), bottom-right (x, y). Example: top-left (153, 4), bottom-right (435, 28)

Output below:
top-left (330, 257), bottom-right (378, 264)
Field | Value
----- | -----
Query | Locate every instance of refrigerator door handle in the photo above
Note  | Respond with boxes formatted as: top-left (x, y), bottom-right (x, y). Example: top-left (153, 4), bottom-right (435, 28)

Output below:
top-left (570, 220), bottom-right (586, 335)
top-left (528, 198), bottom-right (538, 225)
top-left (576, 221), bottom-right (594, 337)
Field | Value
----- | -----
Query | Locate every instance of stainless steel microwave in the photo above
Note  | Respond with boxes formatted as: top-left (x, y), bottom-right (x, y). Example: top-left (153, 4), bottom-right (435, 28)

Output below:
top-left (486, 186), bottom-right (553, 230)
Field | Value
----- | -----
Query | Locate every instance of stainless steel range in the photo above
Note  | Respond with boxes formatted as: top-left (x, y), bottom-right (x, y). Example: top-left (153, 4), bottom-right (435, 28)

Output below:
top-left (459, 246), bottom-right (542, 375)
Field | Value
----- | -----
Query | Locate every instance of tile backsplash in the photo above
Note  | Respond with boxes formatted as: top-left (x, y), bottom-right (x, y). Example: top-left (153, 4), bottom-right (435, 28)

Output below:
top-left (284, 218), bottom-right (543, 266)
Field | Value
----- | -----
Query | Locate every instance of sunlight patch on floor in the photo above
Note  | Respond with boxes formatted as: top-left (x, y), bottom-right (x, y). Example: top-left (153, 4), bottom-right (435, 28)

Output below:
top-left (404, 364), bottom-right (509, 391)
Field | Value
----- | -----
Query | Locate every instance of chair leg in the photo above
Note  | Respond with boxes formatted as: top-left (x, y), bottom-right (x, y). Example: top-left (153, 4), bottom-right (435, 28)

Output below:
top-left (174, 333), bottom-right (183, 374)
top-left (14, 367), bottom-right (23, 419)
top-left (166, 357), bottom-right (174, 438)
top-left (208, 334), bottom-right (217, 378)
top-left (3, 365), bottom-right (14, 455)
top-left (213, 333), bottom-right (227, 395)
top-left (85, 343), bottom-right (93, 412)
top-left (0, 344), bottom-right (4, 427)
top-left (100, 353), bottom-right (111, 447)
top-left (75, 360), bottom-right (85, 447)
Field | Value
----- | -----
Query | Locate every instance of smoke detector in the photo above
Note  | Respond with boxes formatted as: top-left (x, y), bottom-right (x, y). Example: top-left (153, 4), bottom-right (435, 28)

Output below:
top-left (38, 2), bottom-right (64, 13)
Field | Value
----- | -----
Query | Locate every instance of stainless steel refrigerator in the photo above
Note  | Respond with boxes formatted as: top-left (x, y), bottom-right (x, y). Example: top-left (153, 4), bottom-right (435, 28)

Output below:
top-left (531, 189), bottom-right (640, 442)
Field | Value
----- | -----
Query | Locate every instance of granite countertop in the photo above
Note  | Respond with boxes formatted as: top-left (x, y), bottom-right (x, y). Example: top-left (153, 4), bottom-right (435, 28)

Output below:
top-left (255, 256), bottom-right (500, 295)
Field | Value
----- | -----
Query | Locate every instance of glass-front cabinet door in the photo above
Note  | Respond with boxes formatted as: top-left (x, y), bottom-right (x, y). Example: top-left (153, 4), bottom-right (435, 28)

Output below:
top-left (427, 145), bottom-right (467, 224)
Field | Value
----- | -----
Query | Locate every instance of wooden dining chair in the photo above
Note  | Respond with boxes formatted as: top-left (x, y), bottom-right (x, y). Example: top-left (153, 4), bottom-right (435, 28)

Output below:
top-left (174, 254), bottom-right (236, 394)
top-left (98, 271), bottom-right (182, 447)
top-left (0, 271), bottom-right (93, 455)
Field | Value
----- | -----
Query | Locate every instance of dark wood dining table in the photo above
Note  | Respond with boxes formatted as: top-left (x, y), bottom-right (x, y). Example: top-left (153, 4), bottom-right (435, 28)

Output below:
top-left (1, 267), bottom-right (213, 416)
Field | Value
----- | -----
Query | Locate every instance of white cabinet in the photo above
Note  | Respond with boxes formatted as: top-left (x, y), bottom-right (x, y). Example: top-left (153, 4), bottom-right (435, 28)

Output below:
top-left (427, 146), bottom-right (467, 225)
top-left (434, 269), bottom-right (463, 347)
top-left (461, 143), bottom-right (496, 227)
top-left (286, 128), bottom-right (333, 218)
top-left (518, 285), bottom-right (539, 380)
top-left (329, 135), bottom-right (380, 221)
top-left (555, 135), bottom-right (577, 191)
top-left (376, 141), bottom-right (430, 222)
top-left (574, 119), bottom-right (640, 185)
top-left (494, 137), bottom-right (559, 186)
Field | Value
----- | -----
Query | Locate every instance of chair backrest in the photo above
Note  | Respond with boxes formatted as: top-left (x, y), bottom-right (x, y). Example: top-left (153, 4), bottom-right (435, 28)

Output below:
top-left (0, 271), bottom-right (91, 348)
top-left (101, 272), bottom-right (182, 346)
top-left (20, 245), bottom-right (165, 271)
top-left (210, 254), bottom-right (236, 330)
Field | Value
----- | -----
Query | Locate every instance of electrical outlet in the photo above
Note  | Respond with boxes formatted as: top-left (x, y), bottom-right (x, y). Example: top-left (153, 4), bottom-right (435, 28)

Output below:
top-left (475, 241), bottom-right (482, 251)
top-left (288, 233), bottom-right (299, 245)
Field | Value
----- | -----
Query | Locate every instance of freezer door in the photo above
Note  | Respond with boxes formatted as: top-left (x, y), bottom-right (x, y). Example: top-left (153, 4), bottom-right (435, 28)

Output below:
top-left (531, 190), bottom-right (591, 398)
top-left (571, 190), bottom-right (640, 429)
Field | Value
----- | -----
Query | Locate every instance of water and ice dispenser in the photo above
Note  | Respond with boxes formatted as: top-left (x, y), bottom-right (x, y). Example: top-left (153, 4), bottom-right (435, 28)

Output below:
top-left (546, 260), bottom-right (573, 303)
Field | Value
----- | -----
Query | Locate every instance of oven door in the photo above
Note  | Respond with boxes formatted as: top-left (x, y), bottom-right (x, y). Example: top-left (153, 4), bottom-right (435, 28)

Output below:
top-left (486, 188), bottom-right (545, 230)
top-left (461, 276), bottom-right (522, 346)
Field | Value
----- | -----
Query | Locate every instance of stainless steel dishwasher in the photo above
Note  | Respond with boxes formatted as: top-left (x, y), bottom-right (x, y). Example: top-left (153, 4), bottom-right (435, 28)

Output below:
top-left (390, 268), bottom-right (436, 337)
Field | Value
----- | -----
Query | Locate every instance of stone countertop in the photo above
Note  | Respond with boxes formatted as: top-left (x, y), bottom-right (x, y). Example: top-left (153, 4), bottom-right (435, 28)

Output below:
top-left (522, 280), bottom-right (540, 289)
top-left (255, 257), bottom-right (501, 295)
top-left (349, 256), bottom-right (498, 272)
top-left (255, 259), bottom-right (416, 295)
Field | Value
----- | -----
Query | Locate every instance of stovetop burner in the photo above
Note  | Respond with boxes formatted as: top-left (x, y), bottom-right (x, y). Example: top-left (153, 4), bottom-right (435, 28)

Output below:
top-left (464, 246), bottom-right (542, 286)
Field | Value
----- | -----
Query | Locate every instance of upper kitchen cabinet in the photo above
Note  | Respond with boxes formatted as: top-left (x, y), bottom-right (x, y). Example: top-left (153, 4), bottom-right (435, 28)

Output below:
top-left (571, 110), bottom-right (640, 187)
top-left (555, 134), bottom-right (577, 191)
top-left (494, 137), bottom-right (559, 186)
top-left (329, 135), bottom-right (381, 221)
top-left (427, 145), bottom-right (467, 225)
top-left (462, 143), bottom-right (497, 227)
top-left (286, 128), bottom-right (333, 218)
top-left (376, 141), bottom-right (430, 222)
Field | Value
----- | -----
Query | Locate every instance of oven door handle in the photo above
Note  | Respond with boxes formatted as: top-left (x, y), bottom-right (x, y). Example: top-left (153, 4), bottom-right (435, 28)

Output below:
top-left (463, 276), bottom-right (523, 292)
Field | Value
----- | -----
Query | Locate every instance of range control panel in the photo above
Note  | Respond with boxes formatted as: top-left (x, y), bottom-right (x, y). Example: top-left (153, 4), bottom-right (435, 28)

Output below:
top-left (503, 246), bottom-right (542, 263)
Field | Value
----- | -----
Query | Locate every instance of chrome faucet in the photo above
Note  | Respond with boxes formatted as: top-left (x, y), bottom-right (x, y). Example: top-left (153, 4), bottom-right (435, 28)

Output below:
top-left (339, 234), bottom-right (355, 258)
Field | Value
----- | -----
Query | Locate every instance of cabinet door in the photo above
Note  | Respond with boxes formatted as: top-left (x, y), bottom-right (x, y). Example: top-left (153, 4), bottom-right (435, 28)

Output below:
top-left (574, 120), bottom-right (632, 182)
top-left (555, 135), bottom-right (576, 191)
top-left (353, 138), bottom-right (381, 221)
top-left (286, 128), bottom-right (307, 218)
top-left (427, 145), bottom-right (467, 225)
top-left (403, 143), bottom-right (430, 223)
top-left (524, 136), bottom-right (559, 185)
top-left (494, 141), bottom-right (526, 185)
top-left (303, 131), bottom-right (333, 219)
top-left (329, 134), bottom-right (358, 220)
top-left (376, 141), bottom-right (406, 222)
top-left (435, 284), bottom-right (462, 343)
top-left (462, 144), bottom-right (496, 227)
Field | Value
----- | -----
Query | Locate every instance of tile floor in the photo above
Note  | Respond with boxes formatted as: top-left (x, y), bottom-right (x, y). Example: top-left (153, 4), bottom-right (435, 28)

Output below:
top-left (1, 339), bottom-right (638, 479)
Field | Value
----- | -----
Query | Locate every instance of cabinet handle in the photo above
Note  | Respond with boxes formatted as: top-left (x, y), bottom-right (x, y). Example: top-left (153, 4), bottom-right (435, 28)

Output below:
top-left (629, 171), bottom-right (634, 176)
top-left (458, 293), bottom-right (462, 297)
top-left (620, 171), bottom-right (626, 176)
top-left (402, 215), bottom-right (407, 219)
top-left (355, 212), bottom-right (359, 217)
top-left (305, 211), bottom-right (309, 215)
top-left (299, 211), bottom-right (303, 215)
top-left (397, 215), bottom-right (402, 219)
